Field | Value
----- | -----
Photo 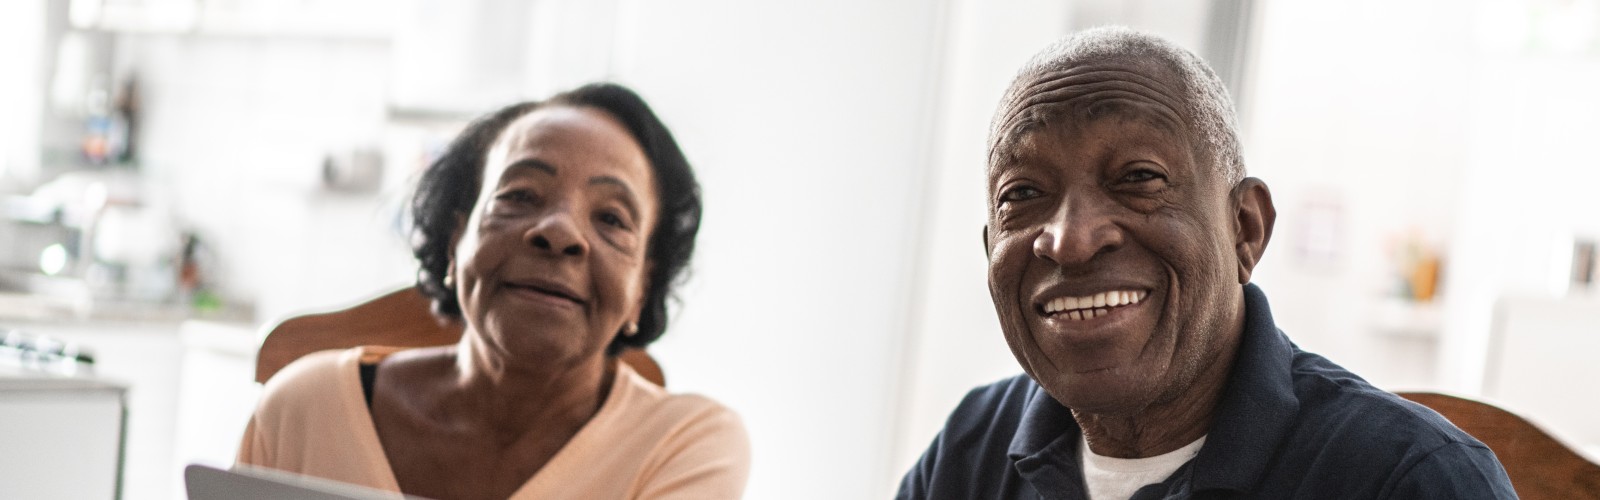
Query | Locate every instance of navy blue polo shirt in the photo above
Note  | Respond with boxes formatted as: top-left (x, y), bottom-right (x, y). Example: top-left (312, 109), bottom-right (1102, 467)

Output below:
top-left (898, 284), bottom-right (1515, 499)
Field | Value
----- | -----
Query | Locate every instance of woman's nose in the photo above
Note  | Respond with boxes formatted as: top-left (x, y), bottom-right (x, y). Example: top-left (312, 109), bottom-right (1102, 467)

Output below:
top-left (526, 212), bottom-right (587, 257)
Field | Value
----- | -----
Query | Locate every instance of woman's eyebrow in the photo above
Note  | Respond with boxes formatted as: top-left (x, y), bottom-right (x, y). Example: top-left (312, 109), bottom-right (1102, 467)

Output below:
top-left (590, 176), bottom-right (641, 216)
top-left (505, 158), bottom-right (558, 177)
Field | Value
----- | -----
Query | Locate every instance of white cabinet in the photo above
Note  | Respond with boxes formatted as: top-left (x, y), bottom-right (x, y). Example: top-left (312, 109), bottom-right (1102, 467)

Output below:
top-left (1486, 294), bottom-right (1600, 459)
top-left (13, 320), bottom-right (184, 500)
top-left (10, 317), bottom-right (261, 500)
top-left (0, 365), bottom-right (126, 500)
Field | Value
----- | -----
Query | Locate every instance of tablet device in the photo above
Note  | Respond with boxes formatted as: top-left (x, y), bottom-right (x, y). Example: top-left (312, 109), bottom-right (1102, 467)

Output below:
top-left (184, 463), bottom-right (413, 500)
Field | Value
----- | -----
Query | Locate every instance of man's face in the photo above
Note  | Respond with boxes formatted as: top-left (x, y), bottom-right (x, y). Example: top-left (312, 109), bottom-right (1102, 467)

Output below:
top-left (985, 57), bottom-right (1244, 416)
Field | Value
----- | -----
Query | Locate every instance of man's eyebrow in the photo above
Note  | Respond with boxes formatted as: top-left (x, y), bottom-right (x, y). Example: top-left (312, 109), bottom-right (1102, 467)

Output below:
top-left (989, 126), bottom-right (1036, 172)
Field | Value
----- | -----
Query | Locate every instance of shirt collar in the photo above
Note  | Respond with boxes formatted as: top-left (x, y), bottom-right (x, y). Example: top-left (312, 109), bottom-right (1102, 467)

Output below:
top-left (1008, 381), bottom-right (1076, 461)
top-left (1188, 283), bottom-right (1300, 492)
top-left (1008, 381), bottom-right (1086, 497)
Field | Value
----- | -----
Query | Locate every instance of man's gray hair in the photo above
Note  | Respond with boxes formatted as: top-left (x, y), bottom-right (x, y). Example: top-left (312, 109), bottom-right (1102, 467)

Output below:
top-left (991, 26), bottom-right (1245, 186)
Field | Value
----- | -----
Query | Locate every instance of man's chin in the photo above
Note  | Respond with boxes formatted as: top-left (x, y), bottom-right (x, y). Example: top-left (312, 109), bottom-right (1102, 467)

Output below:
top-left (1036, 372), bottom-right (1158, 417)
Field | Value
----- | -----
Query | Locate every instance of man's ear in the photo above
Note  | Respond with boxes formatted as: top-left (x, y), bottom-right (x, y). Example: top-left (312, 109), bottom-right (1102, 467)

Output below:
top-left (1231, 178), bottom-right (1276, 284)
top-left (982, 225), bottom-right (991, 259)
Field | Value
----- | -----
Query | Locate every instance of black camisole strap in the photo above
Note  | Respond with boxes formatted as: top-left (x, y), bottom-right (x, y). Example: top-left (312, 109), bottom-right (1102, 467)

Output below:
top-left (359, 363), bottom-right (378, 408)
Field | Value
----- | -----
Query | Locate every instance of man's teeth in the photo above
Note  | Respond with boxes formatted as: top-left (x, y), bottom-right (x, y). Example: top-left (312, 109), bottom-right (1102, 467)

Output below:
top-left (1042, 290), bottom-right (1147, 318)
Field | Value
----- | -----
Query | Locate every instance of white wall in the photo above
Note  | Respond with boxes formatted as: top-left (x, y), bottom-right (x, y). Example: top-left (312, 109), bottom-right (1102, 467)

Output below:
top-left (890, 0), bottom-right (1071, 480)
top-left (1246, 0), bottom-right (1600, 401)
top-left (603, 1), bottom-right (948, 497)
top-left (0, 0), bottom-right (46, 186)
top-left (1442, 53), bottom-right (1600, 395)
top-left (1245, 0), bottom-right (1478, 390)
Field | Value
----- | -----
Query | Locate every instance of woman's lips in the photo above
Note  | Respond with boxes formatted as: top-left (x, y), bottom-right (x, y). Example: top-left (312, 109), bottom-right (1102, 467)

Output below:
top-left (505, 283), bottom-right (585, 309)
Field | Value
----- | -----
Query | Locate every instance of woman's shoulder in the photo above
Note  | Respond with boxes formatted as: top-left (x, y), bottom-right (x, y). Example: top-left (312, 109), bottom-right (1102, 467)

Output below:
top-left (595, 364), bottom-right (745, 455)
top-left (267, 345), bottom-right (408, 384)
top-left (566, 363), bottom-right (750, 498)
top-left (240, 347), bottom-right (399, 486)
top-left (614, 363), bottom-right (742, 428)
top-left (268, 347), bottom-right (351, 379)
top-left (255, 348), bottom-right (363, 418)
top-left (257, 347), bottom-right (409, 419)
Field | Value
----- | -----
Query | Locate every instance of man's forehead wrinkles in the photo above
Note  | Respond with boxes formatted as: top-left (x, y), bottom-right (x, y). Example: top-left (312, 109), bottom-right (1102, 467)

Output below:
top-left (989, 64), bottom-right (1190, 165)
top-left (1004, 75), bottom-right (1183, 127)
top-left (996, 65), bottom-right (1185, 129)
top-left (1021, 67), bottom-right (1181, 101)
top-left (990, 88), bottom-right (1184, 168)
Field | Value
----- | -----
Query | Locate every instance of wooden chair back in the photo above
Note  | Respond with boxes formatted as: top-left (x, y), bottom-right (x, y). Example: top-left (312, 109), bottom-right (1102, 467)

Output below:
top-left (1399, 392), bottom-right (1600, 499)
top-left (254, 287), bottom-right (665, 386)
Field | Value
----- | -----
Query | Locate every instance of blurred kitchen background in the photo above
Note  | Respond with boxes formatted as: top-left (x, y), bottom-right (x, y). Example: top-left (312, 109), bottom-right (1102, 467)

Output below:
top-left (0, 0), bottom-right (1596, 498)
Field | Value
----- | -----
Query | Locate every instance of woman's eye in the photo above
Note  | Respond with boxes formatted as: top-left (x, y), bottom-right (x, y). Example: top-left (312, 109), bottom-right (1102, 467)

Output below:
top-left (496, 190), bottom-right (537, 204)
top-left (999, 185), bottom-right (1043, 204)
top-left (598, 212), bottom-right (629, 229)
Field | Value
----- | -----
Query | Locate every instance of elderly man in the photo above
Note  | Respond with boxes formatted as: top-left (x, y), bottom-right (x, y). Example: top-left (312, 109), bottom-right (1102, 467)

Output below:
top-left (897, 27), bottom-right (1514, 499)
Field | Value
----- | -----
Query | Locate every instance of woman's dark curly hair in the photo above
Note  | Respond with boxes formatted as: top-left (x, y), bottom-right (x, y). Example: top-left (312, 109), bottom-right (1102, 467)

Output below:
top-left (410, 83), bottom-right (702, 355)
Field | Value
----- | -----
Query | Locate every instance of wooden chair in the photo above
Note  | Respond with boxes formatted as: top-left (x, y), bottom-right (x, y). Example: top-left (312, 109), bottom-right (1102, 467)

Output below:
top-left (1399, 392), bottom-right (1600, 499)
top-left (255, 287), bottom-right (665, 386)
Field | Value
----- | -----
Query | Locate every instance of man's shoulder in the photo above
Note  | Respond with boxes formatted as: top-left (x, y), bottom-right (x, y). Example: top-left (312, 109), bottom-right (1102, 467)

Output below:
top-left (897, 374), bottom-right (1048, 500)
top-left (940, 374), bottom-right (1040, 439)
top-left (1269, 349), bottom-right (1510, 493)
top-left (1286, 350), bottom-right (1473, 450)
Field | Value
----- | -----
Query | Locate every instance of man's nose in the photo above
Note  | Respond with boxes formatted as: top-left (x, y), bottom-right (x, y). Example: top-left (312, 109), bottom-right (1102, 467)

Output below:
top-left (525, 210), bottom-right (587, 257)
top-left (1032, 197), bottom-right (1123, 266)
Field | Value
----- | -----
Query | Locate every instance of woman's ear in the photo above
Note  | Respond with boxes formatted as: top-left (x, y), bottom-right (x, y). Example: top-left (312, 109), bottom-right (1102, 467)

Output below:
top-left (631, 260), bottom-right (654, 326)
top-left (445, 215), bottom-right (467, 286)
top-left (450, 213), bottom-right (468, 251)
top-left (1231, 178), bottom-right (1276, 284)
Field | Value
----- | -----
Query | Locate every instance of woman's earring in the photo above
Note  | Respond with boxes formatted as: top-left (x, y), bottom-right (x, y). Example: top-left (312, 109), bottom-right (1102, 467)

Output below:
top-left (443, 274), bottom-right (454, 289)
top-left (624, 322), bottom-right (639, 336)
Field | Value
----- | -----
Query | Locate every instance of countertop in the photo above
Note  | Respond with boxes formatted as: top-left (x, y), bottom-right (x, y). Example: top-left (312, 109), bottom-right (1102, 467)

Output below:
top-left (0, 289), bottom-right (254, 326)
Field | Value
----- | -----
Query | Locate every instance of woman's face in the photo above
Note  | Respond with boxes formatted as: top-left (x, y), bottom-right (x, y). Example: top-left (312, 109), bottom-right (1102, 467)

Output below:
top-left (451, 105), bottom-right (658, 364)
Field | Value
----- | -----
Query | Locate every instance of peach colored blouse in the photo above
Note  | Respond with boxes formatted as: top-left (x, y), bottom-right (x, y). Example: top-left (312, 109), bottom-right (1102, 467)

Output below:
top-left (238, 347), bottom-right (749, 499)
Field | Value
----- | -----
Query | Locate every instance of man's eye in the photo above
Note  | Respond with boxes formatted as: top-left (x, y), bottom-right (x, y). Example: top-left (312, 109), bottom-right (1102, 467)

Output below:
top-left (999, 186), bottom-right (1043, 203)
top-left (1122, 169), bottom-right (1165, 183)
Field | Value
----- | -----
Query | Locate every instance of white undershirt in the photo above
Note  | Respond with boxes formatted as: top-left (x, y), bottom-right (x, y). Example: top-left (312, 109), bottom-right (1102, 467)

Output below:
top-left (1079, 434), bottom-right (1206, 500)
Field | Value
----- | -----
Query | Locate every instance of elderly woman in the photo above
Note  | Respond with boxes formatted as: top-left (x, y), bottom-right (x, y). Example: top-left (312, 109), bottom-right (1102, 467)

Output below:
top-left (238, 83), bottom-right (749, 499)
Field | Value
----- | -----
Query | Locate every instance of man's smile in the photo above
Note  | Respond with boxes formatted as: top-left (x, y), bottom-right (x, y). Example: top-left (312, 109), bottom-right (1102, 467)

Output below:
top-left (1036, 289), bottom-right (1149, 320)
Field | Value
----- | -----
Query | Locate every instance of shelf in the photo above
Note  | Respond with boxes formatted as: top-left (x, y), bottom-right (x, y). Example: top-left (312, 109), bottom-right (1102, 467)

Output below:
top-left (1371, 297), bottom-right (1443, 339)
